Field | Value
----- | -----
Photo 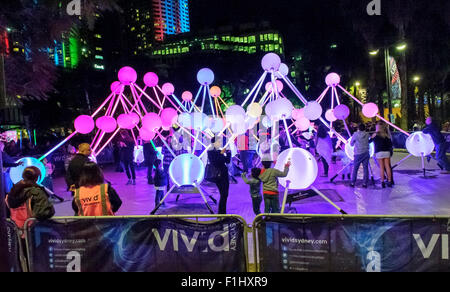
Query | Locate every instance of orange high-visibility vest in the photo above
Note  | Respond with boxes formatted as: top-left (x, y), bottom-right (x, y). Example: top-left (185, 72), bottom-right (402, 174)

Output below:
top-left (5, 196), bottom-right (32, 231)
top-left (74, 184), bottom-right (114, 217)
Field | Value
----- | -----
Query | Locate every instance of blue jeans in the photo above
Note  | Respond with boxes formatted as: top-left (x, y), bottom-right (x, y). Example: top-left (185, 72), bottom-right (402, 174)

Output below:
top-left (352, 152), bottom-right (370, 185)
top-left (252, 196), bottom-right (262, 215)
top-left (264, 195), bottom-right (280, 214)
top-left (436, 142), bottom-right (450, 171)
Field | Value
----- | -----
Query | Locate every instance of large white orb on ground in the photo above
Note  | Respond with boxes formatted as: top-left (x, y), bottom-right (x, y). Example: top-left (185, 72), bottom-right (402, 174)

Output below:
top-left (197, 68), bottom-right (214, 85)
top-left (303, 101), bottom-right (323, 121)
top-left (261, 53), bottom-right (282, 72)
top-left (275, 148), bottom-right (318, 190)
top-left (362, 103), bottom-right (379, 118)
top-left (266, 98), bottom-right (294, 120)
top-left (9, 157), bottom-right (46, 184)
top-left (169, 154), bottom-right (205, 186)
top-left (405, 132), bottom-right (435, 157)
top-left (226, 105), bottom-right (246, 125)
top-left (118, 66), bottom-right (137, 85)
top-left (345, 137), bottom-right (375, 161)
top-left (325, 73), bottom-right (340, 87)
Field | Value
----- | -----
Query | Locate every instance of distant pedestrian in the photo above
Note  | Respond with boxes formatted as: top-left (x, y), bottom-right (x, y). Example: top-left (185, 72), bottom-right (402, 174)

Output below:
top-left (423, 117), bottom-right (450, 174)
top-left (350, 124), bottom-right (370, 188)
top-left (118, 130), bottom-right (136, 185)
top-left (370, 122), bottom-right (394, 187)
top-left (153, 159), bottom-right (168, 208)
top-left (241, 168), bottom-right (263, 216)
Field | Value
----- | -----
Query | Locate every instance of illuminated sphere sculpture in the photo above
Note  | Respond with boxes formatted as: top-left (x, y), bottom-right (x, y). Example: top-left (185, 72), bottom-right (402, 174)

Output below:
top-left (9, 157), bottom-right (46, 185)
top-left (362, 103), bottom-right (379, 118)
top-left (161, 108), bottom-right (178, 127)
top-left (303, 101), bottom-right (323, 121)
top-left (209, 117), bottom-right (225, 134)
top-left (247, 103), bottom-right (263, 118)
top-left (117, 114), bottom-right (134, 130)
top-left (262, 116), bottom-right (272, 128)
top-left (143, 72), bottom-right (159, 87)
top-left (161, 83), bottom-right (175, 96)
top-left (292, 108), bottom-right (305, 120)
top-left (265, 80), bottom-right (284, 93)
top-left (118, 66), bottom-right (137, 85)
top-left (334, 104), bottom-right (350, 120)
top-left (275, 63), bottom-right (289, 78)
top-left (405, 132), bottom-right (435, 157)
top-left (266, 98), bottom-right (294, 120)
top-left (191, 112), bottom-right (208, 131)
top-left (169, 154), bottom-right (205, 186)
top-left (325, 109), bottom-right (337, 122)
top-left (96, 116), bottom-right (117, 133)
top-left (210, 86), bottom-right (222, 98)
top-left (182, 91), bottom-right (193, 102)
top-left (142, 113), bottom-right (162, 131)
top-left (295, 117), bottom-right (311, 131)
top-left (74, 115), bottom-right (95, 134)
top-left (261, 53), bottom-right (282, 72)
top-left (275, 148), bottom-right (318, 190)
top-left (226, 105), bottom-right (246, 125)
top-left (129, 113), bottom-right (140, 126)
top-left (345, 138), bottom-right (375, 161)
top-left (110, 81), bottom-right (122, 93)
top-left (139, 128), bottom-right (156, 142)
top-left (325, 73), bottom-right (341, 86)
top-left (178, 113), bottom-right (192, 128)
top-left (197, 68), bottom-right (214, 85)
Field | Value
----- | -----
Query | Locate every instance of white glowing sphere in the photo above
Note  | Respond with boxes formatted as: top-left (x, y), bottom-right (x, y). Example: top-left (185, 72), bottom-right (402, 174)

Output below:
top-left (191, 112), bottom-right (208, 131)
top-left (118, 66), bottom-right (137, 85)
top-left (139, 127), bottom-right (156, 142)
top-left (143, 72), bottom-right (159, 87)
top-left (262, 116), bottom-right (272, 128)
top-left (169, 154), bottom-right (205, 186)
top-left (197, 68), bottom-right (214, 85)
top-left (325, 73), bottom-right (340, 86)
top-left (208, 117), bottom-right (225, 134)
top-left (96, 116), bottom-right (117, 133)
top-left (226, 105), bottom-right (246, 125)
top-left (266, 98), bottom-right (294, 120)
top-left (295, 117), bottom-right (311, 131)
top-left (247, 103), bottom-right (263, 118)
top-left (345, 138), bottom-right (376, 161)
top-left (406, 132), bottom-right (435, 157)
top-left (161, 83), bottom-right (175, 96)
top-left (275, 63), bottom-right (289, 78)
top-left (9, 157), bottom-right (46, 185)
top-left (334, 104), bottom-right (350, 120)
top-left (231, 122), bottom-right (248, 136)
top-left (261, 53), bottom-right (282, 72)
top-left (304, 101), bottom-right (323, 121)
top-left (325, 109), bottom-right (337, 122)
top-left (292, 108), bottom-right (305, 120)
top-left (182, 91), bottom-right (193, 102)
top-left (142, 113), bottom-right (162, 131)
top-left (178, 113), bottom-right (192, 129)
top-left (275, 148), bottom-right (318, 190)
top-left (362, 103), bottom-right (379, 118)
top-left (265, 80), bottom-right (284, 93)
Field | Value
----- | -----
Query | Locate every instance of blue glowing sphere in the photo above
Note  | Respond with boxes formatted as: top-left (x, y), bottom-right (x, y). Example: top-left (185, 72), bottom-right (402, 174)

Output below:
top-left (169, 154), bottom-right (205, 187)
top-left (197, 68), bottom-right (215, 85)
top-left (9, 157), bottom-right (46, 185)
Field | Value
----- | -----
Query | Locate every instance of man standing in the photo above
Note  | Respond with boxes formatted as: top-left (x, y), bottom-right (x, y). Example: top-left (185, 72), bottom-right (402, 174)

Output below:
top-left (423, 117), bottom-right (450, 174)
top-left (350, 124), bottom-right (371, 188)
top-left (66, 143), bottom-right (92, 192)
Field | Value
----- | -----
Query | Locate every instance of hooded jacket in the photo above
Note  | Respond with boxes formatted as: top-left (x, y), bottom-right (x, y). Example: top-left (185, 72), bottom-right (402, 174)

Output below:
top-left (259, 165), bottom-right (290, 195)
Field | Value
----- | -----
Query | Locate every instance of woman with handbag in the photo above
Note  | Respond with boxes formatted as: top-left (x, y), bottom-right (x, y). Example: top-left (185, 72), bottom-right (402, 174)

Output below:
top-left (207, 137), bottom-right (231, 214)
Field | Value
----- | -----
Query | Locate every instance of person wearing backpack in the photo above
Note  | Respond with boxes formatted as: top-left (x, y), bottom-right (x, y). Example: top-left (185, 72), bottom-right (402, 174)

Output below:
top-left (6, 166), bottom-right (55, 237)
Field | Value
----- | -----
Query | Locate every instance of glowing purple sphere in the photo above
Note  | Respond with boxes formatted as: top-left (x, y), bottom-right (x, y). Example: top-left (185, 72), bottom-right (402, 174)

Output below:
top-left (304, 101), bottom-right (323, 121)
top-left (139, 128), bottom-right (156, 142)
top-left (295, 117), bottom-right (311, 131)
top-left (265, 80), bottom-right (284, 93)
top-left (292, 108), bottom-right (305, 120)
top-left (197, 68), bottom-right (215, 85)
top-left (117, 114), bottom-right (134, 130)
top-left (96, 116), bottom-right (117, 133)
top-left (362, 103), bottom-right (379, 118)
top-left (161, 108), bottom-right (178, 127)
top-left (325, 73), bottom-right (341, 86)
top-left (261, 53), bottom-right (282, 71)
top-left (143, 72), bottom-right (159, 87)
top-left (182, 91), bottom-right (193, 102)
top-left (129, 112), bottom-right (140, 126)
top-left (118, 66), bottom-right (137, 85)
top-left (276, 63), bottom-right (289, 78)
top-left (110, 81), bottom-right (122, 93)
top-left (325, 109), bottom-right (337, 122)
top-left (334, 104), bottom-right (350, 120)
top-left (142, 113), bottom-right (162, 131)
top-left (161, 83), bottom-right (175, 96)
top-left (74, 115), bottom-right (95, 134)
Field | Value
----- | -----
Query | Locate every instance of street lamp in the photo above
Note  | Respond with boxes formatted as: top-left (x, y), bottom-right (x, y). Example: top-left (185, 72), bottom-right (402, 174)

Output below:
top-left (413, 75), bottom-right (421, 83)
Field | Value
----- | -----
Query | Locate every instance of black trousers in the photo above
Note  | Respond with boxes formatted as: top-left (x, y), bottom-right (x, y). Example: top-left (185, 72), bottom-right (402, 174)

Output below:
top-left (146, 154), bottom-right (157, 183)
top-left (215, 175), bottom-right (230, 214)
top-left (122, 160), bottom-right (136, 180)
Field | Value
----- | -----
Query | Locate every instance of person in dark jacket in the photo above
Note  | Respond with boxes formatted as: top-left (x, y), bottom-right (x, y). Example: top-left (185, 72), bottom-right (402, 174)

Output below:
top-left (118, 130), bottom-right (136, 185)
top-left (153, 159), bottom-right (168, 208)
top-left (370, 122), bottom-right (394, 188)
top-left (423, 117), bottom-right (450, 174)
top-left (208, 137), bottom-right (232, 214)
top-left (144, 141), bottom-right (158, 185)
top-left (66, 143), bottom-right (92, 192)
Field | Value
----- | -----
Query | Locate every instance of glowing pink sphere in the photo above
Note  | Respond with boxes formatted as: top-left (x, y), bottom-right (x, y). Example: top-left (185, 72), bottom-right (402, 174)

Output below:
top-left (161, 83), bottom-right (175, 96)
top-left (304, 101), bottom-right (323, 121)
top-left (182, 91), bottom-right (193, 102)
top-left (210, 86), bottom-right (222, 98)
top-left (96, 116), bottom-right (117, 133)
top-left (161, 108), bottom-right (178, 127)
top-left (139, 128), bottom-right (156, 142)
top-left (129, 112), bottom-right (140, 126)
top-left (334, 104), bottom-right (350, 120)
top-left (292, 108), bottom-right (305, 120)
top-left (197, 68), bottom-right (215, 85)
top-left (265, 80), bottom-right (284, 92)
top-left (117, 114), bottom-right (134, 130)
top-left (143, 72), bottom-right (159, 87)
top-left (118, 66), bottom-right (137, 85)
top-left (142, 113), bottom-right (162, 131)
top-left (261, 53), bottom-right (281, 71)
top-left (362, 103), bottom-right (379, 118)
top-left (74, 115), bottom-right (95, 134)
top-left (325, 109), bottom-right (337, 122)
top-left (110, 81), bottom-right (122, 93)
top-left (295, 117), bottom-right (311, 131)
top-left (325, 73), bottom-right (341, 86)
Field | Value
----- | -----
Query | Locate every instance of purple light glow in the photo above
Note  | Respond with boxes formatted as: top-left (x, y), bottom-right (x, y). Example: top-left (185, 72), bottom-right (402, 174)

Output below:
top-left (304, 101), bottom-right (323, 121)
top-left (325, 73), bottom-right (340, 86)
top-left (261, 53), bottom-right (281, 71)
top-left (334, 104), bottom-right (350, 120)
top-left (143, 72), bottom-right (159, 87)
top-left (118, 66), bottom-right (137, 85)
top-left (197, 68), bottom-right (215, 85)
top-left (295, 117), bottom-right (311, 131)
top-left (96, 116), bottom-right (117, 133)
top-left (265, 80), bottom-right (284, 92)
top-left (74, 115), bottom-right (95, 134)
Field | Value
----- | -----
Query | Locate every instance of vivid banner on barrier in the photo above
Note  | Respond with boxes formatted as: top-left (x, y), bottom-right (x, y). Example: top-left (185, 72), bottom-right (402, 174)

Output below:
top-left (27, 217), bottom-right (247, 272)
top-left (256, 216), bottom-right (450, 272)
top-left (5, 220), bottom-right (22, 272)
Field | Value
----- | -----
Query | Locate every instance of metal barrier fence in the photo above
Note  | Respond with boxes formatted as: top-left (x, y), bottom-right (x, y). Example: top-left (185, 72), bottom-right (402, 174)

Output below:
top-left (253, 214), bottom-right (450, 272)
top-left (23, 215), bottom-right (250, 272)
